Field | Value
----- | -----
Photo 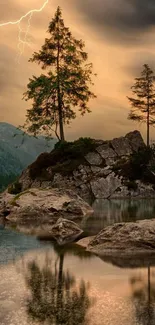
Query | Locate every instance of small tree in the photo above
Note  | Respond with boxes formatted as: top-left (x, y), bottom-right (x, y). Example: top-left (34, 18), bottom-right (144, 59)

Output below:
top-left (127, 64), bottom-right (155, 146)
top-left (23, 6), bottom-right (96, 141)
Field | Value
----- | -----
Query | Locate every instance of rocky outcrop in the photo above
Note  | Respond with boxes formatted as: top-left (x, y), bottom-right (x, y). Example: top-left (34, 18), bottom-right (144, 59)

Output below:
top-left (87, 219), bottom-right (155, 256)
top-left (90, 173), bottom-right (122, 199)
top-left (43, 218), bottom-right (84, 245)
top-left (9, 130), bottom-right (155, 200)
top-left (1, 188), bottom-right (93, 236)
top-left (125, 130), bottom-right (145, 151)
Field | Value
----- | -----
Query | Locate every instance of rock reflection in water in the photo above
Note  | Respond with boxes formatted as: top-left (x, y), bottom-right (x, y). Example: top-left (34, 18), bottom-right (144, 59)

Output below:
top-left (0, 217), bottom-right (5, 230)
top-left (25, 244), bottom-right (94, 325)
top-left (82, 199), bottom-right (155, 235)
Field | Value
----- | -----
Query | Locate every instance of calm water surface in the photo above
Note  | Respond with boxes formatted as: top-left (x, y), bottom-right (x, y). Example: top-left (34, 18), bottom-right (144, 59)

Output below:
top-left (1, 199), bottom-right (155, 325)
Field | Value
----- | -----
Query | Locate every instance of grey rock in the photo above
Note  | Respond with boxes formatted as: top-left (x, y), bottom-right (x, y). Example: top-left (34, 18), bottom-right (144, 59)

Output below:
top-left (85, 151), bottom-right (103, 165)
top-left (90, 173), bottom-right (122, 198)
top-left (90, 166), bottom-right (108, 177)
top-left (111, 181), bottom-right (155, 198)
top-left (105, 157), bottom-right (117, 166)
top-left (47, 218), bottom-right (83, 245)
top-left (96, 143), bottom-right (117, 159)
top-left (102, 166), bottom-right (112, 176)
top-left (125, 130), bottom-right (145, 152)
top-left (88, 219), bottom-right (155, 255)
top-left (110, 137), bottom-right (132, 156)
top-left (78, 165), bottom-right (92, 175)
top-left (19, 168), bottom-right (32, 191)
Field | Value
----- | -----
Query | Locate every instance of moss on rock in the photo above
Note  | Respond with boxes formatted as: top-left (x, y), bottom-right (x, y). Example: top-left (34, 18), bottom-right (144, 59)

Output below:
top-left (8, 180), bottom-right (22, 195)
top-left (29, 137), bottom-right (97, 179)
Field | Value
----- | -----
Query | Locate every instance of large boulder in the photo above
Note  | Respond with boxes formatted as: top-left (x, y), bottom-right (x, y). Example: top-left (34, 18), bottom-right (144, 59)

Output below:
top-left (43, 217), bottom-right (83, 245)
top-left (110, 137), bottom-right (132, 156)
top-left (96, 142), bottom-right (117, 159)
top-left (1, 188), bottom-right (93, 236)
top-left (85, 151), bottom-right (102, 165)
top-left (87, 219), bottom-right (155, 256)
top-left (125, 130), bottom-right (145, 151)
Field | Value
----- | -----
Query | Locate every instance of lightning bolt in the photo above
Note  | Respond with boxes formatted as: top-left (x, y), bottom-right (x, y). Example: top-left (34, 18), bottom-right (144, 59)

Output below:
top-left (16, 12), bottom-right (33, 63)
top-left (0, 0), bottom-right (49, 62)
top-left (0, 1), bottom-right (49, 27)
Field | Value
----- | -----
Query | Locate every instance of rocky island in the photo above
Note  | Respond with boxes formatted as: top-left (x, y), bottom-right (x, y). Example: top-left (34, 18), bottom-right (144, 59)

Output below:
top-left (8, 130), bottom-right (155, 200)
top-left (1, 130), bottom-right (155, 250)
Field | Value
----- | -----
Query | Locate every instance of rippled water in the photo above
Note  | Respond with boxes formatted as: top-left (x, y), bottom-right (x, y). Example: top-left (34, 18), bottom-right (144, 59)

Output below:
top-left (1, 199), bottom-right (155, 325)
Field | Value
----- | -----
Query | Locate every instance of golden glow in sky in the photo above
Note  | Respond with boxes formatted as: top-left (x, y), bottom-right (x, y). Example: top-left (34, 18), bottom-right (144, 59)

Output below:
top-left (0, 0), bottom-right (49, 27)
top-left (0, 0), bottom-right (155, 141)
top-left (0, 0), bottom-right (49, 62)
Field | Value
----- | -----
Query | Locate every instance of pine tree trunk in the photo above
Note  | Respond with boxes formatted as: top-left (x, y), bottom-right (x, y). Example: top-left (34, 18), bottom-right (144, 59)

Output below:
top-left (147, 108), bottom-right (150, 147)
top-left (58, 93), bottom-right (65, 142)
top-left (57, 23), bottom-right (65, 142)
top-left (147, 81), bottom-right (150, 147)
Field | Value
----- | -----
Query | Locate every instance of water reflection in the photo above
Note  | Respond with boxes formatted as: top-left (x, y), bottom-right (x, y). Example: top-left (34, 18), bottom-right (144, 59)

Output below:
top-left (0, 217), bottom-right (5, 230)
top-left (25, 248), bottom-right (94, 325)
top-left (82, 199), bottom-right (155, 235)
top-left (2, 197), bottom-right (155, 324)
top-left (130, 267), bottom-right (155, 325)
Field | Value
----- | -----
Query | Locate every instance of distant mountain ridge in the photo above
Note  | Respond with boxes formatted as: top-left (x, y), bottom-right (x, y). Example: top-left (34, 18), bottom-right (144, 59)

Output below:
top-left (0, 122), bottom-right (57, 191)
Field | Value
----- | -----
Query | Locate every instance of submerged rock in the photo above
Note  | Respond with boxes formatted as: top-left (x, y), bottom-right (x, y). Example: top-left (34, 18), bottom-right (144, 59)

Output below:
top-left (87, 219), bottom-right (155, 255)
top-left (0, 188), bottom-right (93, 236)
top-left (43, 218), bottom-right (84, 245)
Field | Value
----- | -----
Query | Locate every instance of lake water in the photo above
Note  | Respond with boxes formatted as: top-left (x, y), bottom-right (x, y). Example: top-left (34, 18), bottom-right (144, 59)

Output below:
top-left (1, 199), bottom-right (155, 325)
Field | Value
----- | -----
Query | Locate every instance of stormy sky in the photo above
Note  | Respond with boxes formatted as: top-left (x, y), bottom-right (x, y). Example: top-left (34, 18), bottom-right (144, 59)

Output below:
top-left (0, 0), bottom-right (155, 141)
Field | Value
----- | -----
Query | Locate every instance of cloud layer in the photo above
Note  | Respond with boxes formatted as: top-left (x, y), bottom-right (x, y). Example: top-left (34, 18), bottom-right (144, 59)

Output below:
top-left (0, 0), bottom-right (155, 142)
top-left (69, 0), bottom-right (155, 44)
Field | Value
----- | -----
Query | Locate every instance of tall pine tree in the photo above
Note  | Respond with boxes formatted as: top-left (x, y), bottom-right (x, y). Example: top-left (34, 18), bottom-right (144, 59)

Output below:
top-left (23, 6), bottom-right (96, 141)
top-left (127, 64), bottom-right (155, 146)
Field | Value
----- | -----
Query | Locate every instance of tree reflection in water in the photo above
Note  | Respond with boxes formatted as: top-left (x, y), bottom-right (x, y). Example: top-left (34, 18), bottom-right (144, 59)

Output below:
top-left (25, 246), bottom-right (94, 325)
top-left (130, 266), bottom-right (155, 325)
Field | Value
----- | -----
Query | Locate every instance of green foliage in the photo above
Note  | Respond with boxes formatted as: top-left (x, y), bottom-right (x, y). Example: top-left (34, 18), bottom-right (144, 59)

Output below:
top-left (29, 137), bottom-right (96, 179)
top-left (23, 6), bottom-right (96, 141)
top-left (130, 146), bottom-right (152, 172)
top-left (10, 190), bottom-right (37, 206)
top-left (112, 157), bottom-right (128, 172)
top-left (113, 147), bottom-right (155, 182)
top-left (127, 64), bottom-right (155, 146)
top-left (0, 173), bottom-right (19, 192)
top-left (124, 180), bottom-right (138, 191)
top-left (8, 180), bottom-right (22, 195)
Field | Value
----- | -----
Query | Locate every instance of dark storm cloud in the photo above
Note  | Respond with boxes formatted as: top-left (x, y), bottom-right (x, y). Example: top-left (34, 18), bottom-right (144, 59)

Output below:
top-left (123, 52), bottom-right (155, 77)
top-left (71, 0), bottom-right (155, 44)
